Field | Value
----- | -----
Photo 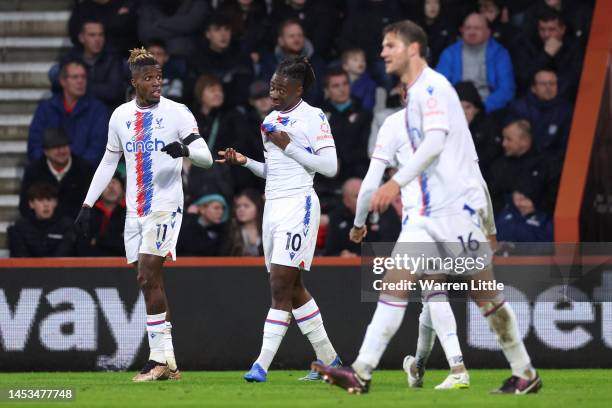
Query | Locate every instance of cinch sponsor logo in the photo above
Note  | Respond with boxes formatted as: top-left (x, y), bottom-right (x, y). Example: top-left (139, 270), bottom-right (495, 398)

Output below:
top-left (125, 138), bottom-right (166, 153)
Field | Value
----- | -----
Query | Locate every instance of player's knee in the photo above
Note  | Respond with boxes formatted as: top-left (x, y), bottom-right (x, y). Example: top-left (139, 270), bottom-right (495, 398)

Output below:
top-left (270, 278), bottom-right (293, 302)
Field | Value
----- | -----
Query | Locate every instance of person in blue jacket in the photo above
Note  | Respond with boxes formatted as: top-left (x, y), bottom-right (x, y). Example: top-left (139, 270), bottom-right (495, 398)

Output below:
top-left (496, 188), bottom-right (554, 243)
top-left (28, 60), bottom-right (109, 166)
top-left (436, 12), bottom-right (515, 113)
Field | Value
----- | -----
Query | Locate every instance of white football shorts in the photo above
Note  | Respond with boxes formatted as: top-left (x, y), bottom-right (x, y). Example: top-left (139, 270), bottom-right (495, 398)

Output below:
top-left (262, 192), bottom-right (320, 272)
top-left (124, 209), bottom-right (183, 264)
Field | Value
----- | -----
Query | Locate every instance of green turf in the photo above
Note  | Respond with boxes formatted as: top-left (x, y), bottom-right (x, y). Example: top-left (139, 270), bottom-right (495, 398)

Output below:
top-left (0, 369), bottom-right (608, 408)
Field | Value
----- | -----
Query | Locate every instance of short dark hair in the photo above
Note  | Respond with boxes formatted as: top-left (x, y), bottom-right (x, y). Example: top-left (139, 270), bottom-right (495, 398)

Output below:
top-left (59, 59), bottom-right (87, 79)
top-left (207, 13), bottom-right (232, 30)
top-left (274, 56), bottom-right (316, 91)
top-left (538, 9), bottom-right (565, 25)
top-left (382, 20), bottom-right (428, 58)
top-left (80, 18), bottom-right (103, 34)
top-left (194, 74), bottom-right (222, 100)
top-left (278, 18), bottom-right (303, 37)
top-left (324, 66), bottom-right (349, 88)
top-left (145, 38), bottom-right (168, 50)
top-left (532, 67), bottom-right (558, 84)
top-left (27, 183), bottom-right (58, 202)
top-left (341, 48), bottom-right (365, 65)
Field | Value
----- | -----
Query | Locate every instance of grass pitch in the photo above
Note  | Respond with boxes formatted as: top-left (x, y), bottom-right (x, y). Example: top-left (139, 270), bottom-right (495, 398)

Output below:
top-left (0, 369), bottom-right (608, 408)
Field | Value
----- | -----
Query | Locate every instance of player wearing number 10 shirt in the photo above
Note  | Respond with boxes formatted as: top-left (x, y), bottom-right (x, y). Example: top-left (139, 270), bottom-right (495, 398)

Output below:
top-left (74, 48), bottom-right (213, 382)
top-left (219, 57), bottom-right (342, 382)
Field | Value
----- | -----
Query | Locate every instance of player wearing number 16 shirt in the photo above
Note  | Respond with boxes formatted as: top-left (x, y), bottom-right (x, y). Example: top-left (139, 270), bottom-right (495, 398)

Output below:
top-left (218, 57), bottom-right (342, 382)
top-left (313, 21), bottom-right (541, 395)
top-left (74, 48), bottom-right (213, 382)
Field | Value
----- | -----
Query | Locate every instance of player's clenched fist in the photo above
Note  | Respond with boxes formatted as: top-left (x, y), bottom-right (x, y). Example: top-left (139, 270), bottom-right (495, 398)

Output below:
top-left (216, 148), bottom-right (247, 165)
top-left (349, 225), bottom-right (367, 243)
top-left (161, 141), bottom-right (189, 158)
top-left (266, 131), bottom-right (291, 150)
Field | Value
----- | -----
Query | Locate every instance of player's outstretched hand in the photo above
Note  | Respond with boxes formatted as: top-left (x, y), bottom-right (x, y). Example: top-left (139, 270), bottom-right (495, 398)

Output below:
top-left (161, 141), bottom-right (189, 158)
top-left (216, 148), bottom-right (247, 165)
top-left (349, 225), bottom-right (367, 243)
top-left (370, 179), bottom-right (401, 213)
top-left (267, 131), bottom-right (290, 150)
top-left (74, 205), bottom-right (91, 239)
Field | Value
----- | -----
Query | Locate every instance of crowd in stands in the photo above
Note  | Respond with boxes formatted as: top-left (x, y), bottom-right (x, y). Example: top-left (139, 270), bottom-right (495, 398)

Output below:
top-left (9, 0), bottom-right (594, 257)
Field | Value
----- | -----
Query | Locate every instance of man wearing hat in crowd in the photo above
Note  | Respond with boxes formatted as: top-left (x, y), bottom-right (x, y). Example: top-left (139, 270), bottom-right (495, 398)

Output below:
top-left (19, 128), bottom-right (94, 220)
top-left (454, 81), bottom-right (503, 174)
top-left (178, 193), bottom-right (229, 256)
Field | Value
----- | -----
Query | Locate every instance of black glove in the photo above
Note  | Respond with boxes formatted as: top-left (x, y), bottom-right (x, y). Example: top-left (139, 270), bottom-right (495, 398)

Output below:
top-left (161, 141), bottom-right (189, 158)
top-left (74, 206), bottom-right (91, 239)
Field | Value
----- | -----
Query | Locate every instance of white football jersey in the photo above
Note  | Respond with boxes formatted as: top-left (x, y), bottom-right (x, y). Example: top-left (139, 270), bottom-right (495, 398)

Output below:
top-left (372, 67), bottom-right (485, 217)
top-left (261, 99), bottom-right (335, 200)
top-left (106, 96), bottom-right (200, 216)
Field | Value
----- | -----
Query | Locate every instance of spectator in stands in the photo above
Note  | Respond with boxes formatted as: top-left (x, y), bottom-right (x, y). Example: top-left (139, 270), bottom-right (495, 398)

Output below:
top-left (436, 12), bottom-right (515, 112)
top-left (337, 0), bottom-right (402, 89)
top-left (224, 189), bottom-right (264, 256)
top-left (146, 39), bottom-right (185, 102)
top-left (496, 189), bottom-right (554, 242)
top-left (187, 13), bottom-right (254, 108)
top-left (455, 81), bottom-right (502, 174)
top-left (321, 67), bottom-right (372, 189)
top-left (55, 19), bottom-right (126, 109)
top-left (258, 19), bottom-right (326, 104)
top-left (414, 0), bottom-right (457, 67)
top-left (217, 0), bottom-right (271, 59)
top-left (522, 0), bottom-right (592, 48)
top-left (68, 0), bottom-right (138, 57)
top-left (487, 120), bottom-right (561, 214)
top-left (514, 10), bottom-right (583, 99)
top-left (178, 194), bottom-right (229, 256)
top-left (341, 48), bottom-right (377, 112)
top-left (137, 0), bottom-right (209, 59)
top-left (478, 0), bottom-right (518, 54)
top-left (9, 183), bottom-right (75, 257)
top-left (324, 178), bottom-right (399, 256)
top-left (29, 60), bottom-right (109, 165)
top-left (507, 68), bottom-right (573, 155)
top-left (77, 172), bottom-right (126, 256)
top-left (271, 0), bottom-right (339, 59)
top-left (20, 128), bottom-right (94, 220)
top-left (193, 74), bottom-right (249, 153)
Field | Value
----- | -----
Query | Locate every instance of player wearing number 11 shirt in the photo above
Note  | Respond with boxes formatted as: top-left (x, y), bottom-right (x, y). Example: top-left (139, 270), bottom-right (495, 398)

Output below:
top-left (74, 48), bottom-right (213, 382)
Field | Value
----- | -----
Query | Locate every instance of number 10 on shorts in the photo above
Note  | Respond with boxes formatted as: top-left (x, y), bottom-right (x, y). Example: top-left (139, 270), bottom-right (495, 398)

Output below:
top-left (285, 232), bottom-right (302, 251)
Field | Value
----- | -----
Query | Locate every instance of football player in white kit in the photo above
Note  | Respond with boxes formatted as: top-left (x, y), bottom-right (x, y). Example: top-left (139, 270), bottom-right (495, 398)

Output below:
top-left (218, 57), bottom-right (341, 382)
top-left (313, 21), bottom-right (541, 395)
top-left (74, 48), bottom-right (213, 382)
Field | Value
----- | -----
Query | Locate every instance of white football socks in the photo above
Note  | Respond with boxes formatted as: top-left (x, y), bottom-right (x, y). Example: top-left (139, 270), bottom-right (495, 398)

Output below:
top-left (164, 321), bottom-right (177, 371)
top-left (146, 312), bottom-right (166, 364)
top-left (255, 309), bottom-right (291, 372)
top-left (427, 295), bottom-right (465, 369)
top-left (353, 295), bottom-right (407, 380)
top-left (293, 298), bottom-right (337, 365)
top-left (481, 300), bottom-right (535, 380)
